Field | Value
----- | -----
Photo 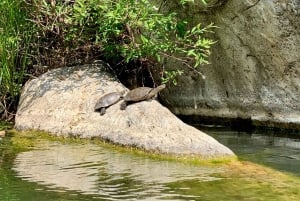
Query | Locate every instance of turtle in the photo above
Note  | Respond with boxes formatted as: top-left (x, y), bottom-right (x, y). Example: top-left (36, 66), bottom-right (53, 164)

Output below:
top-left (94, 92), bottom-right (123, 115)
top-left (120, 84), bottom-right (166, 110)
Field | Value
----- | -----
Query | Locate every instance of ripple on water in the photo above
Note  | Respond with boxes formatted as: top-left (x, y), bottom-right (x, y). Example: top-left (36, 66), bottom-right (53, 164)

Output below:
top-left (12, 142), bottom-right (223, 200)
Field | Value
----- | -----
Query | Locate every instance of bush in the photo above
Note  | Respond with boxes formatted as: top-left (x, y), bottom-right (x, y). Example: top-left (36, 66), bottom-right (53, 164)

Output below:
top-left (28, 0), bottom-right (214, 84)
top-left (0, 0), bottom-right (33, 120)
top-left (0, 0), bottom-right (214, 119)
top-left (69, 0), bottom-right (215, 83)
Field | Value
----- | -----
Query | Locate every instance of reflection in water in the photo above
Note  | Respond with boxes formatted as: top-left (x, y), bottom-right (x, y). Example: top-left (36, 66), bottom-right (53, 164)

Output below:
top-left (13, 142), bottom-right (223, 200)
top-left (6, 130), bottom-right (300, 201)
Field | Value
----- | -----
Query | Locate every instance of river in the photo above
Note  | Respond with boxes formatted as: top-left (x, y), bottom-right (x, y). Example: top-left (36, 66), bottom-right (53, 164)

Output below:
top-left (1, 127), bottom-right (300, 201)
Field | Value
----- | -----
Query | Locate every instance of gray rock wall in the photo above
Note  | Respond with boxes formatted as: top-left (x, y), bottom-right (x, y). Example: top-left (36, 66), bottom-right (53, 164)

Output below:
top-left (161, 0), bottom-right (300, 128)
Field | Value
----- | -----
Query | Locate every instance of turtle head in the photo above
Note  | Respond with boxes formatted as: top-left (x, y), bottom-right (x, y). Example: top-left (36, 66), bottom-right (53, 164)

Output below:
top-left (155, 84), bottom-right (166, 92)
top-left (148, 84), bottom-right (166, 98)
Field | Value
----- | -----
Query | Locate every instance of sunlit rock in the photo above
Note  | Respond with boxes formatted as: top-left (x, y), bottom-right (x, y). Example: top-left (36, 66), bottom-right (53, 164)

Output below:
top-left (15, 63), bottom-right (235, 158)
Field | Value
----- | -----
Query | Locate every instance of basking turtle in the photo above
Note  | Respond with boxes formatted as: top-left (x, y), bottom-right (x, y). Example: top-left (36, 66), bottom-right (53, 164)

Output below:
top-left (120, 84), bottom-right (166, 110)
top-left (95, 92), bottom-right (123, 115)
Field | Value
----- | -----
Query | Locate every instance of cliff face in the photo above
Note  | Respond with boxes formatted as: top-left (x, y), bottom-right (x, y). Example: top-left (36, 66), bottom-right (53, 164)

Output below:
top-left (161, 0), bottom-right (300, 128)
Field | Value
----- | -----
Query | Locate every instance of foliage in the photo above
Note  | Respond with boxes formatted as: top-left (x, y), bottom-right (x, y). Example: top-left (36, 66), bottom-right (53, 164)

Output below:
top-left (67, 0), bottom-right (215, 83)
top-left (0, 0), bottom-right (214, 120)
top-left (27, 0), bottom-right (214, 84)
top-left (0, 0), bottom-right (33, 120)
top-left (161, 70), bottom-right (184, 85)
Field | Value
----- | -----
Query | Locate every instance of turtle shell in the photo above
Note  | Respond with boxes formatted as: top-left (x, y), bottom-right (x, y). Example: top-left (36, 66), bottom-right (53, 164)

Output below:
top-left (123, 87), bottom-right (153, 102)
top-left (94, 92), bottom-right (122, 111)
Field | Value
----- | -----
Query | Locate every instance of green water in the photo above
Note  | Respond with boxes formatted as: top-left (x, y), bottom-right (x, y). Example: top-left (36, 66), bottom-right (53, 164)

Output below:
top-left (1, 128), bottom-right (300, 201)
top-left (203, 127), bottom-right (300, 176)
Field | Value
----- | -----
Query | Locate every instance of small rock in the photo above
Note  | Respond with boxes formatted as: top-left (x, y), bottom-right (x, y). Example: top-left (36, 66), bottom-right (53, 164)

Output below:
top-left (0, 130), bottom-right (6, 137)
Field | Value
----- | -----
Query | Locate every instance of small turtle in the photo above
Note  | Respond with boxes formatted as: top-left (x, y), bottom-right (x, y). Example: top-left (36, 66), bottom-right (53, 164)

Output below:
top-left (120, 84), bottom-right (166, 110)
top-left (95, 92), bottom-right (123, 115)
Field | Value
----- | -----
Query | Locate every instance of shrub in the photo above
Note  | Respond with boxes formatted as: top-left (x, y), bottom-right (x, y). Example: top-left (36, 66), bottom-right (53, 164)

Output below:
top-left (68, 0), bottom-right (215, 83)
top-left (28, 0), bottom-right (214, 84)
top-left (0, 0), bottom-right (33, 120)
top-left (0, 0), bottom-right (214, 119)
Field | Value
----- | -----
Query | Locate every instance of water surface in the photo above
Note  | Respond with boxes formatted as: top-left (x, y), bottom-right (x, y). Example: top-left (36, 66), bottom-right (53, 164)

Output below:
top-left (12, 142), bottom-right (222, 200)
top-left (1, 129), bottom-right (300, 200)
top-left (203, 127), bottom-right (300, 176)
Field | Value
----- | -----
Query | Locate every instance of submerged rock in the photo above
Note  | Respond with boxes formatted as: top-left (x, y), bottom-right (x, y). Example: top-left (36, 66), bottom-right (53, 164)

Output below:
top-left (15, 63), bottom-right (235, 158)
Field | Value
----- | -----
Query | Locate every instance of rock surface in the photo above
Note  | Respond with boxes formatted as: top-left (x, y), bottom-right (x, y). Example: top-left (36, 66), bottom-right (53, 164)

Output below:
top-left (161, 0), bottom-right (300, 129)
top-left (15, 64), bottom-right (235, 158)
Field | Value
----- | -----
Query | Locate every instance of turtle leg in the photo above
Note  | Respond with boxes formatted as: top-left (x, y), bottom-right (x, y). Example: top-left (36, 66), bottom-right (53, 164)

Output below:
top-left (100, 108), bottom-right (106, 115)
top-left (120, 102), bottom-right (127, 110)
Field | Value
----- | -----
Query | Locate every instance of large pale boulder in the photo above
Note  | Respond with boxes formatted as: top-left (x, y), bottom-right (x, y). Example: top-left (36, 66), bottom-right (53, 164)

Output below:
top-left (160, 0), bottom-right (300, 129)
top-left (15, 63), bottom-right (235, 158)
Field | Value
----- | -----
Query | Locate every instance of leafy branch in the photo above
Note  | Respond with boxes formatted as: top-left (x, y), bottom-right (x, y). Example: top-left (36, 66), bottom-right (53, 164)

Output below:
top-left (68, 0), bottom-right (215, 84)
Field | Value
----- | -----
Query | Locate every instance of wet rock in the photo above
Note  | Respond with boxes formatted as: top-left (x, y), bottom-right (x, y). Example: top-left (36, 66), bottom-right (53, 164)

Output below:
top-left (15, 63), bottom-right (235, 158)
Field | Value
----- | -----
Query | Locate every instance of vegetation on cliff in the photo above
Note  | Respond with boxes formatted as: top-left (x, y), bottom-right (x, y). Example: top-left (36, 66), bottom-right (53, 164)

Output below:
top-left (0, 0), bottom-right (213, 120)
